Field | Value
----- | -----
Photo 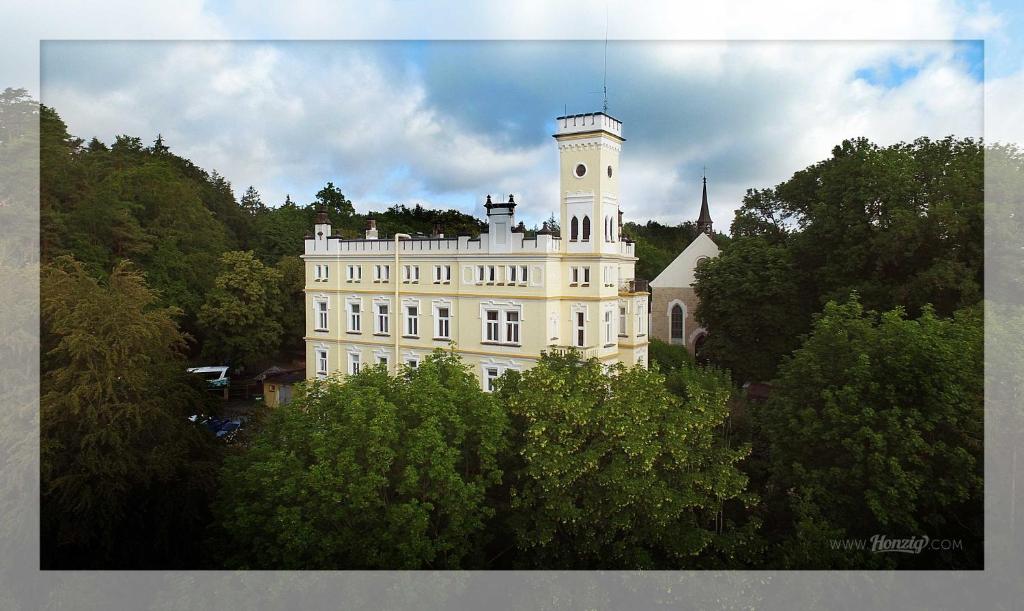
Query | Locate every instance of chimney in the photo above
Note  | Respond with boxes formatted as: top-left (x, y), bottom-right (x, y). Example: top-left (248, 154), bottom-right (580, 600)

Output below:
top-left (365, 216), bottom-right (378, 240)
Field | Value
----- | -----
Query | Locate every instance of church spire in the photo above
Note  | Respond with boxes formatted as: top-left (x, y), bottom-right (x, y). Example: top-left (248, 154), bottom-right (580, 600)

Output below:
top-left (696, 171), bottom-right (713, 235)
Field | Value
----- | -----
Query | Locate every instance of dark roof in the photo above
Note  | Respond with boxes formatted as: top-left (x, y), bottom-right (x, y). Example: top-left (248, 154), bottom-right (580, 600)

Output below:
top-left (697, 175), bottom-right (713, 233)
top-left (257, 365), bottom-right (305, 382)
top-left (264, 371), bottom-right (305, 385)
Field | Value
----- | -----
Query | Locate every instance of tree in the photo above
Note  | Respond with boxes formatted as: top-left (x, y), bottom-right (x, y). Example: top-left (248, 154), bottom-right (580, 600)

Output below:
top-left (197, 250), bottom-right (283, 369)
top-left (274, 255), bottom-right (306, 353)
top-left (756, 296), bottom-right (983, 568)
top-left (694, 237), bottom-right (809, 382)
top-left (497, 351), bottom-right (755, 568)
top-left (315, 181), bottom-right (355, 218)
top-left (40, 256), bottom-right (221, 568)
top-left (213, 351), bottom-right (508, 568)
top-left (239, 185), bottom-right (266, 216)
top-left (699, 136), bottom-right (983, 381)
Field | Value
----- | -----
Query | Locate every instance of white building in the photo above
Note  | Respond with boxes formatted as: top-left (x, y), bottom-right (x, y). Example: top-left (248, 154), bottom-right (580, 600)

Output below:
top-left (303, 111), bottom-right (649, 389)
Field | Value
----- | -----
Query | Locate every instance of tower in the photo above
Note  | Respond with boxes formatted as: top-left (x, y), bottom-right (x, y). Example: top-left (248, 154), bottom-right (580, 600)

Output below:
top-left (696, 174), bottom-right (713, 235)
top-left (485, 193), bottom-right (516, 252)
top-left (553, 112), bottom-right (624, 254)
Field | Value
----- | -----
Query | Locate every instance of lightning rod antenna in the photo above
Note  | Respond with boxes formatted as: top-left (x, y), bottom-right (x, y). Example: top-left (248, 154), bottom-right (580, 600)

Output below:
top-left (603, 4), bottom-right (609, 113)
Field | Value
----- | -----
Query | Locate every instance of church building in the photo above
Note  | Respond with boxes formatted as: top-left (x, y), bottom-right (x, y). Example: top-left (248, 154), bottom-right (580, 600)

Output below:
top-left (302, 111), bottom-right (649, 389)
top-left (649, 176), bottom-right (720, 355)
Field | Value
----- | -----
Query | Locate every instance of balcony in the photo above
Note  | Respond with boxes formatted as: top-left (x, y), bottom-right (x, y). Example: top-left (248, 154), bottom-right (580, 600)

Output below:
top-left (544, 345), bottom-right (601, 360)
top-left (618, 278), bottom-right (649, 295)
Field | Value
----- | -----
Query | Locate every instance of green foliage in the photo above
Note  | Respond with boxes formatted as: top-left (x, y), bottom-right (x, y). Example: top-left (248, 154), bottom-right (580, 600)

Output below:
top-left (497, 351), bottom-right (754, 568)
top-left (694, 237), bottom-right (808, 382)
top-left (213, 351), bottom-right (508, 568)
top-left (647, 337), bottom-right (693, 372)
top-left (697, 136), bottom-right (983, 381)
top-left (40, 256), bottom-right (221, 568)
top-left (274, 255), bottom-right (307, 354)
top-left (756, 296), bottom-right (983, 568)
top-left (197, 250), bottom-right (283, 369)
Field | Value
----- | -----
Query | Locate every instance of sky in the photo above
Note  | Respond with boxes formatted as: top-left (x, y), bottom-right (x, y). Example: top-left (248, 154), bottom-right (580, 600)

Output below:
top-left (11, 1), bottom-right (1021, 229)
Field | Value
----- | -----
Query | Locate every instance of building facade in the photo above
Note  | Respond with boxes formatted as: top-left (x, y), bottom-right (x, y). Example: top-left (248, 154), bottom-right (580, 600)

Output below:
top-left (649, 177), bottom-right (719, 355)
top-left (303, 112), bottom-right (649, 389)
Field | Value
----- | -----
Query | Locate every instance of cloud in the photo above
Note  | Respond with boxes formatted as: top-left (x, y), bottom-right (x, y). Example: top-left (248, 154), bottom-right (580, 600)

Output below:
top-left (41, 39), bottom-right (985, 230)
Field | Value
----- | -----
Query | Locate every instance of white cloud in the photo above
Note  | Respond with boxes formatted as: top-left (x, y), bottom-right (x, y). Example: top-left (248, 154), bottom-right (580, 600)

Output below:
top-left (41, 39), bottom-right (986, 230)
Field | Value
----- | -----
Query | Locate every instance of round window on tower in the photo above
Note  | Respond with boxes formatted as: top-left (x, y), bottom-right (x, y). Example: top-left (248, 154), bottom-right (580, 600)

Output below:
top-left (574, 163), bottom-right (587, 178)
top-left (607, 165), bottom-right (613, 178)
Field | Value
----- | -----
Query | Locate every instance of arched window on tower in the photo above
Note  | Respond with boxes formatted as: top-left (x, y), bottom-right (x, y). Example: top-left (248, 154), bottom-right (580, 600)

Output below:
top-left (582, 216), bottom-right (591, 241)
top-left (570, 216), bottom-right (579, 241)
top-left (670, 304), bottom-right (684, 344)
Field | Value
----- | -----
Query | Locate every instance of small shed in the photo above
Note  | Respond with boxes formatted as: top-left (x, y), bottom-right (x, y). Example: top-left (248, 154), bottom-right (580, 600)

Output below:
top-left (257, 366), bottom-right (306, 407)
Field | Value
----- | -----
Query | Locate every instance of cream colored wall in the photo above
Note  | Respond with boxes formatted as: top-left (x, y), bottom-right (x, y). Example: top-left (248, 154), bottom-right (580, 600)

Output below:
top-left (303, 248), bottom-right (648, 384)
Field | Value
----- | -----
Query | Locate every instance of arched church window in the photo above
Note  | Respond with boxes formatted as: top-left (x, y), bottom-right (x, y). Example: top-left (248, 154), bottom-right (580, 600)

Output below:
top-left (570, 216), bottom-right (579, 241)
top-left (582, 216), bottom-right (591, 242)
top-left (670, 304), bottom-right (684, 342)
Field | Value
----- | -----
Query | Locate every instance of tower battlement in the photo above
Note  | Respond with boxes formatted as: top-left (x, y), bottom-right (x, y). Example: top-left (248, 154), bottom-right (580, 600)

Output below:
top-left (554, 112), bottom-right (623, 140)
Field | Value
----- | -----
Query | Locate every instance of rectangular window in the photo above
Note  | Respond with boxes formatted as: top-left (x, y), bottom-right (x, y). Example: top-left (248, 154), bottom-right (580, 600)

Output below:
top-left (349, 353), bottom-right (360, 375)
top-left (485, 367), bottom-right (500, 393)
top-left (604, 310), bottom-right (613, 344)
top-left (316, 349), bottom-right (328, 378)
top-left (507, 265), bottom-right (517, 284)
top-left (376, 303), bottom-right (389, 335)
top-left (443, 265), bottom-right (451, 282)
top-left (519, 265), bottom-right (528, 284)
top-left (477, 265), bottom-right (485, 283)
top-left (315, 264), bottom-right (329, 281)
top-left (377, 355), bottom-right (388, 367)
top-left (485, 310), bottom-right (500, 342)
top-left (374, 264), bottom-right (390, 282)
top-left (347, 265), bottom-right (361, 281)
top-left (570, 266), bottom-right (579, 285)
top-left (406, 305), bottom-right (419, 337)
top-left (636, 310), bottom-right (643, 335)
top-left (413, 265), bottom-right (420, 281)
top-left (315, 300), bottom-right (328, 331)
top-left (582, 267), bottom-right (591, 286)
top-left (575, 311), bottom-right (586, 347)
top-left (505, 311), bottom-right (520, 344)
top-left (407, 358), bottom-right (419, 368)
top-left (434, 265), bottom-right (442, 283)
top-left (349, 302), bottom-right (361, 332)
top-left (619, 306), bottom-right (627, 336)
top-left (487, 265), bottom-right (496, 282)
top-left (436, 307), bottom-right (450, 339)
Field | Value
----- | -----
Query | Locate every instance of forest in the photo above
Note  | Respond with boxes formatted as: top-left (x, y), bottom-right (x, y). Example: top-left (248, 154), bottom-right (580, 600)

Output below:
top-left (27, 87), bottom-right (994, 570)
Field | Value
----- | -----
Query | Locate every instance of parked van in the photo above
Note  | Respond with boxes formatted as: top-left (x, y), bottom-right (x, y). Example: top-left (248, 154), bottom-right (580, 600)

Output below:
top-left (187, 366), bottom-right (230, 389)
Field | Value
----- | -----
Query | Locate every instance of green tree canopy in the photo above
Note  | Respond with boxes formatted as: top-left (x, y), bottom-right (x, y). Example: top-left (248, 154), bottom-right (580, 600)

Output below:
top-left (497, 351), bottom-right (755, 568)
top-left (697, 136), bottom-right (983, 381)
top-left (197, 250), bottom-right (283, 369)
top-left (40, 256), bottom-right (221, 568)
top-left (757, 296), bottom-right (983, 568)
top-left (213, 351), bottom-right (508, 568)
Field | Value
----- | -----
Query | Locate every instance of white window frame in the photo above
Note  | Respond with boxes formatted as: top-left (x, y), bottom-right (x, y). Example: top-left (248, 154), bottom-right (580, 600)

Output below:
top-left (484, 309), bottom-right (500, 342)
top-left (582, 266), bottom-right (591, 286)
top-left (374, 264), bottom-right (390, 282)
top-left (405, 302), bottom-right (420, 337)
top-left (477, 265), bottom-right (486, 284)
top-left (505, 310), bottom-right (520, 344)
top-left (507, 264), bottom-right (517, 284)
top-left (570, 266), bottom-right (579, 285)
top-left (434, 302), bottom-right (451, 340)
top-left (619, 305), bottom-right (627, 336)
top-left (346, 264), bottom-right (361, 282)
top-left (347, 298), bottom-right (362, 333)
top-left (485, 366), bottom-right (500, 392)
top-left (315, 264), bottom-right (329, 282)
top-left (604, 309), bottom-right (614, 345)
top-left (406, 358), bottom-right (419, 368)
top-left (518, 265), bottom-right (528, 285)
top-left (314, 298), bottom-right (329, 332)
top-left (573, 306), bottom-right (588, 348)
top-left (375, 301), bottom-right (390, 335)
top-left (481, 302), bottom-right (523, 345)
top-left (315, 349), bottom-right (328, 378)
top-left (403, 264), bottom-right (420, 283)
top-left (348, 351), bottom-right (361, 376)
